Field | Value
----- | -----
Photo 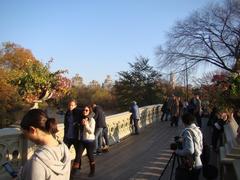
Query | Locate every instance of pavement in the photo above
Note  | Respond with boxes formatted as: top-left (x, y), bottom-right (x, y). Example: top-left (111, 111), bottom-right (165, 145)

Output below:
top-left (71, 117), bottom-right (219, 180)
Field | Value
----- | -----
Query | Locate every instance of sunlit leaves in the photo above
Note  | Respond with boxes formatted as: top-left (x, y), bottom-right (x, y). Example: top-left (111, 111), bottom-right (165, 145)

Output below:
top-left (0, 42), bottom-right (71, 104)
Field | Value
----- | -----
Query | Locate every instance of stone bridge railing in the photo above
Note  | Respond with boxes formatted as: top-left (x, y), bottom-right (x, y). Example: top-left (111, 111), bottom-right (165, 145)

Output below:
top-left (0, 104), bottom-right (162, 179)
top-left (220, 116), bottom-right (240, 180)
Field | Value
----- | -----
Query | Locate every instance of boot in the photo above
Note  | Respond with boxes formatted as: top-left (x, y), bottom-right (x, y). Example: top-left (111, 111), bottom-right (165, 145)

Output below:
top-left (71, 162), bottom-right (81, 175)
top-left (88, 161), bottom-right (95, 177)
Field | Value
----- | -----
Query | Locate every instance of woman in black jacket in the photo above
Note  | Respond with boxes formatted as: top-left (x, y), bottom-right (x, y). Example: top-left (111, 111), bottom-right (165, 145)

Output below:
top-left (211, 112), bottom-right (228, 152)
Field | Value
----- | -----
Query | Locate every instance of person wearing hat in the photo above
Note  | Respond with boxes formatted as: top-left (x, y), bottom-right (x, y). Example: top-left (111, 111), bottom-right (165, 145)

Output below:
top-left (129, 101), bottom-right (140, 135)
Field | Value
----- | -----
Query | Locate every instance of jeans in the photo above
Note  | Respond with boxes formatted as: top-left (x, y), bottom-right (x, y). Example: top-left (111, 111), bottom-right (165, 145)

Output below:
top-left (94, 128), bottom-right (103, 151)
top-left (132, 119), bottom-right (139, 134)
top-left (102, 127), bottom-right (109, 146)
top-left (75, 140), bottom-right (95, 165)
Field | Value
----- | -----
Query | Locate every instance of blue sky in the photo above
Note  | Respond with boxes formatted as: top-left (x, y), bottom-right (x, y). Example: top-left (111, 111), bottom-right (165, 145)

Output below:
top-left (0, 0), bottom-right (221, 84)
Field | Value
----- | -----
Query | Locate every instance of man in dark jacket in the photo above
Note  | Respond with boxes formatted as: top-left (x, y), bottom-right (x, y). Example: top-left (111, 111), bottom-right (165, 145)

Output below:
top-left (63, 100), bottom-right (83, 171)
top-left (64, 100), bottom-right (78, 148)
top-left (92, 104), bottom-right (107, 154)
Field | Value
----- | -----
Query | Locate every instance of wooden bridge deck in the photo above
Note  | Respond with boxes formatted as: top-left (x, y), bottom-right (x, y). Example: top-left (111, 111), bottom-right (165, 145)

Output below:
top-left (71, 118), bottom-right (217, 180)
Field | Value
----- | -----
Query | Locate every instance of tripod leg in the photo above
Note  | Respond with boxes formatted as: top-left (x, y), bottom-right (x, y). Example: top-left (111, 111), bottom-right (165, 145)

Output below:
top-left (170, 154), bottom-right (176, 180)
top-left (159, 153), bottom-right (174, 180)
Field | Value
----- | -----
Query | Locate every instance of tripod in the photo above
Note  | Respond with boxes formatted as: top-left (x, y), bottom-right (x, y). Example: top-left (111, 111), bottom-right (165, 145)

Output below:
top-left (159, 152), bottom-right (179, 180)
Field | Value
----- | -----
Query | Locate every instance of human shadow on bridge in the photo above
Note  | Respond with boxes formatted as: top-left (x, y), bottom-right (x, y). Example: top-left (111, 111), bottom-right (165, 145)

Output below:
top-left (140, 108), bottom-right (148, 129)
top-left (108, 123), bottom-right (120, 144)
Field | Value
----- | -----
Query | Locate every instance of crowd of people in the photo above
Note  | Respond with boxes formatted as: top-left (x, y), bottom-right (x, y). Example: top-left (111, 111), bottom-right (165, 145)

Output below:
top-left (160, 94), bottom-right (202, 128)
top-left (15, 100), bottom-right (110, 180)
top-left (63, 100), bottom-right (110, 177)
top-left (11, 95), bottom-right (239, 180)
top-left (160, 93), bottom-right (234, 180)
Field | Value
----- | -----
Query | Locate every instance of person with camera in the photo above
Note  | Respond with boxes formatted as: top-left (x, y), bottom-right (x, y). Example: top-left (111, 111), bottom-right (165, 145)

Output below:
top-left (172, 113), bottom-right (203, 180)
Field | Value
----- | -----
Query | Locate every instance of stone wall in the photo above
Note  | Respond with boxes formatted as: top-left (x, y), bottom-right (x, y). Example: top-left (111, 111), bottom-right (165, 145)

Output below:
top-left (0, 104), bottom-right (161, 179)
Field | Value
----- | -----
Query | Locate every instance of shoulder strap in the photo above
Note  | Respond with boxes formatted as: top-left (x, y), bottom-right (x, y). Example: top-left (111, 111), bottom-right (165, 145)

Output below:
top-left (184, 128), bottom-right (196, 156)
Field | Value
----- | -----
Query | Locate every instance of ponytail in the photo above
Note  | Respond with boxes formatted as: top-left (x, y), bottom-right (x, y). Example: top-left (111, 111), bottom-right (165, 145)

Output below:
top-left (21, 109), bottom-right (59, 135)
top-left (45, 118), bottom-right (59, 135)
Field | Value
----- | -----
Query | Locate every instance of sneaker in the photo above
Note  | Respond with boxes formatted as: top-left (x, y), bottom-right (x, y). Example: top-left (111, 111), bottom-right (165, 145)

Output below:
top-left (102, 146), bottom-right (109, 152)
top-left (96, 151), bottom-right (102, 155)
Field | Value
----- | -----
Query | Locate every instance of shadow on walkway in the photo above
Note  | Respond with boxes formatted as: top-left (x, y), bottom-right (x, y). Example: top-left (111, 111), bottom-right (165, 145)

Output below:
top-left (71, 120), bottom-right (183, 180)
top-left (71, 118), bottom-right (218, 180)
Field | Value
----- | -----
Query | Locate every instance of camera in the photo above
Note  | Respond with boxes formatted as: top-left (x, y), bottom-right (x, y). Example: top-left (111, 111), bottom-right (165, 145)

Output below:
top-left (170, 136), bottom-right (182, 150)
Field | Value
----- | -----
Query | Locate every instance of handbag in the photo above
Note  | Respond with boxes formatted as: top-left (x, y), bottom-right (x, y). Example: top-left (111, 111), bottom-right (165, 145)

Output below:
top-left (180, 154), bottom-right (195, 170)
top-left (179, 128), bottom-right (197, 170)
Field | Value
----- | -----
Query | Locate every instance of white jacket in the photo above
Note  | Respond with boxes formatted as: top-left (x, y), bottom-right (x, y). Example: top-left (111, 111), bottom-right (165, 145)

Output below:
top-left (176, 123), bottom-right (203, 169)
top-left (82, 117), bottom-right (95, 141)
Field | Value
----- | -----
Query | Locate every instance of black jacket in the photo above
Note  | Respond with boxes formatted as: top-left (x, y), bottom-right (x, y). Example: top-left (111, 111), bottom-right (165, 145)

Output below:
top-left (63, 107), bottom-right (83, 141)
top-left (93, 105), bottom-right (107, 128)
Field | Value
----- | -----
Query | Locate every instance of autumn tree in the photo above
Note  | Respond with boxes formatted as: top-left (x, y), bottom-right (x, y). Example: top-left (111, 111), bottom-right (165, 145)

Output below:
top-left (156, 0), bottom-right (240, 74)
top-left (114, 57), bottom-right (162, 110)
top-left (0, 42), bottom-right (71, 127)
top-left (57, 83), bottom-right (117, 114)
top-left (0, 68), bottom-right (24, 127)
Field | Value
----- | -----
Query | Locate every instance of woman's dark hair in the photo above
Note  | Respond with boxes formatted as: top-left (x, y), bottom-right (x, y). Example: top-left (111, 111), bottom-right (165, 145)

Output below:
top-left (182, 112), bottom-right (195, 125)
top-left (82, 105), bottom-right (93, 117)
top-left (46, 118), bottom-right (59, 135)
top-left (21, 109), bottom-right (58, 134)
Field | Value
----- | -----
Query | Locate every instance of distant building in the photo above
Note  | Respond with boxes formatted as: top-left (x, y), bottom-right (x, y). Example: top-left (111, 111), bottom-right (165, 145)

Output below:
top-left (71, 74), bottom-right (84, 87)
top-left (170, 72), bottom-right (176, 89)
top-left (88, 80), bottom-right (101, 88)
top-left (102, 75), bottom-right (113, 90)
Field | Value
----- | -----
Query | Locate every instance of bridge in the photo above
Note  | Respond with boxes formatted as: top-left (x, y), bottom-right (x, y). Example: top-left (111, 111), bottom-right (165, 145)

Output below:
top-left (70, 116), bottom-right (219, 180)
top-left (71, 119), bottom-right (182, 180)
top-left (0, 104), bottom-right (239, 180)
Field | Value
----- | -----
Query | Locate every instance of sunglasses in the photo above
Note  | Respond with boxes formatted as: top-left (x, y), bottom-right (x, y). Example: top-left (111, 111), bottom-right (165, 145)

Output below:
top-left (84, 109), bottom-right (89, 112)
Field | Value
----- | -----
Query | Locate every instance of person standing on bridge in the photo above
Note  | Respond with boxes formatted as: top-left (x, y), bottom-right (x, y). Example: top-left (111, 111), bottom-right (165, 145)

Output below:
top-left (211, 111), bottom-right (228, 152)
top-left (92, 103), bottom-right (109, 152)
top-left (160, 96), bottom-right (168, 121)
top-left (192, 94), bottom-right (202, 128)
top-left (91, 103), bottom-right (105, 155)
top-left (174, 112), bottom-right (203, 180)
top-left (170, 95), bottom-right (180, 127)
top-left (63, 99), bottom-right (83, 173)
top-left (19, 109), bottom-right (71, 180)
top-left (129, 101), bottom-right (140, 135)
top-left (75, 105), bottom-right (96, 177)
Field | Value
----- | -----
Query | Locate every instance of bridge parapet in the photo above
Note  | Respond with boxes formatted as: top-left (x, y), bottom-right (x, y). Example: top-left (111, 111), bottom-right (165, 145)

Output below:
top-left (0, 104), bottom-right (162, 179)
top-left (220, 116), bottom-right (240, 180)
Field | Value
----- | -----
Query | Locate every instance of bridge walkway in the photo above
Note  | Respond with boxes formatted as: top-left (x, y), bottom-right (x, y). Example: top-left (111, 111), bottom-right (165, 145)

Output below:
top-left (71, 118), bottom-right (216, 180)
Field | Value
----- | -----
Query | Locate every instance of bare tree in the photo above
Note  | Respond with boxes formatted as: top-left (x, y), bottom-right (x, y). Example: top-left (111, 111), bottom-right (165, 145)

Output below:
top-left (156, 0), bottom-right (240, 74)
